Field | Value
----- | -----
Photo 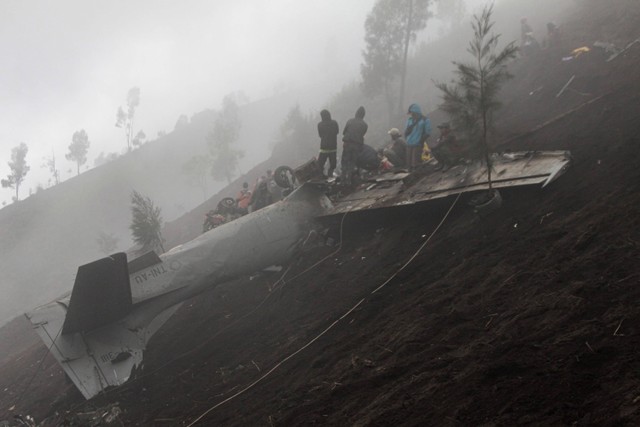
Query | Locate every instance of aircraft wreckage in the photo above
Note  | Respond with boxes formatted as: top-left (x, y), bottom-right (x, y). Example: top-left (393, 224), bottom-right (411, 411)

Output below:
top-left (26, 150), bottom-right (570, 399)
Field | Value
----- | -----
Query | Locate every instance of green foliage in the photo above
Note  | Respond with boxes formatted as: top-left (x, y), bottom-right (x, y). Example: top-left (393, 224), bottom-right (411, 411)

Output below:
top-left (361, 0), bottom-right (431, 118)
top-left (435, 4), bottom-right (518, 187)
top-left (115, 87), bottom-right (141, 151)
top-left (129, 190), bottom-right (164, 253)
top-left (1, 142), bottom-right (30, 201)
top-left (66, 129), bottom-right (90, 176)
top-left (207, 95), bottom-right (244, 185)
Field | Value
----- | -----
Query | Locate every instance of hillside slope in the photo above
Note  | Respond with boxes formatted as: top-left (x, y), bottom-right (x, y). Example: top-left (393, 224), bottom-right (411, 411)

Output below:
top-left (1, 1), bottom-right (640, 425)
top-left (0, 90), bottom-right (304, 324)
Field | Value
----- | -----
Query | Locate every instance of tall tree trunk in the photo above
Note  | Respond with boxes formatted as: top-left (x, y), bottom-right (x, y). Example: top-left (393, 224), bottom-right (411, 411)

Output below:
top-left (479, 58), bottom-right (492, 191)
top-left (384, 81), bottom-right (395, 127)
top-left (398, 0), bottom-right (413, 116)
top-left (483, 110), bottom-right (492, 191)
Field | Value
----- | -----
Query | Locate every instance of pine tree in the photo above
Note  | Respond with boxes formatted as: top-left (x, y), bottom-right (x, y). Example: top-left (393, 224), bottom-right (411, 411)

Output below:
top-left (129, 191), bottom-right (165, 253)
top-left (436, 4), bottom-right (518, 189)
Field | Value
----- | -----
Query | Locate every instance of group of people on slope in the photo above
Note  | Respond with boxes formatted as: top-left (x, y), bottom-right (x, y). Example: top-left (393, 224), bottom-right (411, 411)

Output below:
top-left (316, 103), bottom-right (468, 184)
top-left (521, 17), bottom-right (561, 56)
top-left (236, 169), bottom-right (282, 214)
top-left (317, 106), bottom-right (371, 185)
top-left (203, 170), bottom-right (282, 233)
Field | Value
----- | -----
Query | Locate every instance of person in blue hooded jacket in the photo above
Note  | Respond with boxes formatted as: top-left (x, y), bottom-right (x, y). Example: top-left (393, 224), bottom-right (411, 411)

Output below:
top-left (404, 103), bottom-right (431, 170)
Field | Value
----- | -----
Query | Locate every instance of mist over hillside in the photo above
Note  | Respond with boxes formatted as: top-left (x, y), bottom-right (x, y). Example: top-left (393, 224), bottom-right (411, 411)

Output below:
top-left (0, 0), bottom-right (578, 325)
top-left (0, 89), bottom-right (308, 324)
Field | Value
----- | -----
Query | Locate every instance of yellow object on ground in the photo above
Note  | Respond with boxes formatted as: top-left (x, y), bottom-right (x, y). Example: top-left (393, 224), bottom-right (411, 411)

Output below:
top-left (422, 144), bottom-right (432, 162)
top-left (571, 46), bottom-right (590, 57)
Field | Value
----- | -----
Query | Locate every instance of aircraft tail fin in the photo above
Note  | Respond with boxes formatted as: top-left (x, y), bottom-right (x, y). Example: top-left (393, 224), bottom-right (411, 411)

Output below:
top-left (62, 253), bottom-right (132, 335)
top-left (26, 302), bottom-right (145, 399)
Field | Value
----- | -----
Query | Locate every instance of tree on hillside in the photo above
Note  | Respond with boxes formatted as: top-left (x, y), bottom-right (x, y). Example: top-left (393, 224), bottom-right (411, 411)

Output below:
top-left (207, 95), bottom-right (244, 185)
top-left (435, 4), bottom-right (518, 190)
top-left (130, 190), bottom-right (165, 253)
top-left (132, 130), bottom-right (146, 148)
top-left (182, 154), bottom-right (211, 201)
top-left (436, 0), bottom-right (465, 28)
top-left (42, 149), bottom-right (60, 187)
top-left (96, 231), bottom-right (119, 255)
top-left (361, 0), bottom-right (431, 122)
top-left (94, 151), bottom-right (119, 167)
top-left (66, 129), bottom-right (90, 176)
top-left (175, 114), bottom-right (189, 129)
top-left (1, 143), bottom-right (30, 201)
top-left (116, 87), bottom-right (141, 152)
top-left (272, 105), bottom-right (316, 163)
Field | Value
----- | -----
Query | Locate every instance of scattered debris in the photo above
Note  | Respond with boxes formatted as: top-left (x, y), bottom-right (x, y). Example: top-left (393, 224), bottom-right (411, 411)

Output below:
top-left (556, 75), bottom-right (576, 98)
top-left (593, 40), bottom-right (622, 60)
top-left (613, 319), bottom-right (625, 336)
top-left (0, 414), bottom-right (35, 427)
top-left (529, 86), bottom-right (544, 96)
top-left (562, 46), bottom-right (590, 61)
top-left (585, 341), bottom-right (596, 353)
top-left (540, 212), bottom-right (554, 224)
top-left (605, 38), bottom-right (640, 62)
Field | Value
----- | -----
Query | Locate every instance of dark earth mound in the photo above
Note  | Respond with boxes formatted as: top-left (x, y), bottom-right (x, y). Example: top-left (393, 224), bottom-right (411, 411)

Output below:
top-left (2, 1), bottom-right (640, 425)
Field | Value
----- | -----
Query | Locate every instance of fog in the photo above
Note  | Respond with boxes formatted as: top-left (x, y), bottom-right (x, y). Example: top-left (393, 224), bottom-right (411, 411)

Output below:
top-left (0, 0), bottom-right (377, 203)
top-left (0, 0), bottom-right (580, 323)
top-left (0, 0), bottom-right (571, 205)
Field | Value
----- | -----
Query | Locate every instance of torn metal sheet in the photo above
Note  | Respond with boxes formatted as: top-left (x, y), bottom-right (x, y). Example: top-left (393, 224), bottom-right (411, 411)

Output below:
top-left (605, 38), bottom-right (640, 62)
top-left (325, 151), bottom-right (571, 216)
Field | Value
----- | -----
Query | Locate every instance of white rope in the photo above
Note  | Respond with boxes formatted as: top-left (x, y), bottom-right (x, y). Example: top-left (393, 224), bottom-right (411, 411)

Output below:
top-left (186, 192), bottom-right (462, 426)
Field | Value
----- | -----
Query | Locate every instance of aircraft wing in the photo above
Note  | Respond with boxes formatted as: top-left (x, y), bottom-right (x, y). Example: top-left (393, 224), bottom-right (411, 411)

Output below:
top-left (323, 151), bottom-right (571, 216)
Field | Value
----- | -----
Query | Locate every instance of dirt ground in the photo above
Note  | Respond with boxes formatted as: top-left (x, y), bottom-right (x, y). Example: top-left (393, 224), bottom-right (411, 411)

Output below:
top-left (2, 1), bottom-right (640, 425)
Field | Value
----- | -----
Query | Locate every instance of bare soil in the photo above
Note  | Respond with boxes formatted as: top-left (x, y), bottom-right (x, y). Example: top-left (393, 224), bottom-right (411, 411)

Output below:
top-left (2, 1), bottom-right (640, 425)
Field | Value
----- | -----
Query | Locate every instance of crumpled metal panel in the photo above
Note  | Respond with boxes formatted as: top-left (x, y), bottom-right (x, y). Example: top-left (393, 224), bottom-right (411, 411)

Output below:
top-left (326, 151), bottom-right (571, 215)
top-left (24, 183), bottom-right (333, 400)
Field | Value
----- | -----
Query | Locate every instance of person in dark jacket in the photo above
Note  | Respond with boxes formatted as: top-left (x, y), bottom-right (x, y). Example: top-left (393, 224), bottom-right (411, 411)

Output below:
top-left (356, 144), bottom-right (380, 171)
top-left (431, 122), bottom-right (463, 170)
top-left (317, 109), bottom-right (339, 177)
top-left (341, 106), bottom-right (368, 185)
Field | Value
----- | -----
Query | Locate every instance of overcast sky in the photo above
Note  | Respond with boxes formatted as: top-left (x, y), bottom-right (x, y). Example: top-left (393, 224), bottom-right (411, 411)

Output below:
top-left (0, 0), bottom-right (505, 206)
top-left (0, 0), bottom-right (379, 203)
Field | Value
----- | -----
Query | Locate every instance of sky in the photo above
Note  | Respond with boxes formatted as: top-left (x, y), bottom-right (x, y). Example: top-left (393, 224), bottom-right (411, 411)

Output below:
top-left (0, 0), bottom-right (376, 204)
top-left (0, 0), bottom-right (505, 207)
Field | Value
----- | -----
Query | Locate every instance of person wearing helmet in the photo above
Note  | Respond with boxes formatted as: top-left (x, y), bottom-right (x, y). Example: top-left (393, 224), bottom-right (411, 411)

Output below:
top-left (383, 128), bottom-right (407, 168)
